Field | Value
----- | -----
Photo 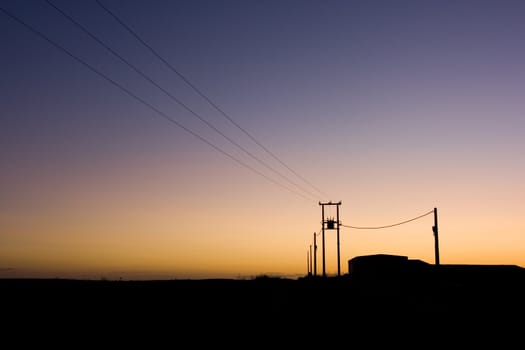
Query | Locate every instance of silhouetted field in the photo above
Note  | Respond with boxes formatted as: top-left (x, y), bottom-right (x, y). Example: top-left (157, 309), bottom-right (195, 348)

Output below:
top-left (2, 268), bottom-right (524, 344)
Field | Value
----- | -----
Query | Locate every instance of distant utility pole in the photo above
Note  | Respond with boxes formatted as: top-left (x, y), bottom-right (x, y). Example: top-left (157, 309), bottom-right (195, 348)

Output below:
top-left (313, 232), bottom-right (317, 276)
top-left (307, 250), bottom-right (310, 276)
top-left (309, 244), bottom-right (313, 276)
top-left (432, 207), bottom-right (440, 265)
top-left (319, 201), bottom-right (342, 277)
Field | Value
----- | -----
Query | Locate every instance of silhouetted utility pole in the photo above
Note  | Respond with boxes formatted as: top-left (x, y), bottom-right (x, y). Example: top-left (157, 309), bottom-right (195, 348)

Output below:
top-left (309, 244), bottom-right (313, 276)
top-left (307, 250), bottom-right (310, 276)
top-left (432, 207), bottom-right (440, 265)
top-left (313, 232), bottom-right (317, 276)
top-left (319, 201), bottom-right (342, 277)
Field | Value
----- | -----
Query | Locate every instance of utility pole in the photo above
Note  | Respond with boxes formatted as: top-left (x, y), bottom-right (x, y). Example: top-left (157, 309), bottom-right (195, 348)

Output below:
top-left (319, 201), bottom-right (342, 277)
top-left (336, 202), bottom-right (340, 276)
top-left (313, 232), bottom-right (317, 276)
top-left (309, 244), bottom-right (313, 276)
top-left (307, 250), bottom-right (310, 276)
top-left (432, 207), bottom-right (440, 265)
top-left (321, 204), bottom-right (325, 277)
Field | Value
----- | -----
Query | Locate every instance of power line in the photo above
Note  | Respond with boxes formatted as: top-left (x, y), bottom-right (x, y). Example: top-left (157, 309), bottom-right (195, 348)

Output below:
top-left (44, 0), bottom-right (318, 202)
top-left (0, 6), bottom-right (312, 202)
top-left (93, 0), bottom-right (330, 200)
top-left (340, 209), bottom-right (434, 230)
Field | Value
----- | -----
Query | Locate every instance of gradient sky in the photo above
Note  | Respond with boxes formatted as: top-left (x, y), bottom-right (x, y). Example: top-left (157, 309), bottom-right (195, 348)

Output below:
top-left (1, 0), bottom-right (525, 279)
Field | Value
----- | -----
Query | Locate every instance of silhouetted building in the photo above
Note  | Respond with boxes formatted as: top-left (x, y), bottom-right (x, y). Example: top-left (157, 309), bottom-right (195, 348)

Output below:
top-left (348, 253), bottom-right (525, 283)
top-left (348, 254), bottom-right (427, 279)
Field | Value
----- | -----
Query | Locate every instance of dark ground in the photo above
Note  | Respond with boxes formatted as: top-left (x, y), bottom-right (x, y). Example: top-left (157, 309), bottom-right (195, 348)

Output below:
top-left (2, 267), bottom-right (525, 345)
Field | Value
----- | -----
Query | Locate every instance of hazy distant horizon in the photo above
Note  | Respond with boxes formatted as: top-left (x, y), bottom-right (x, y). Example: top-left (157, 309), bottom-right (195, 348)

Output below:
top-left (0, 267), bottom-right (307, 281)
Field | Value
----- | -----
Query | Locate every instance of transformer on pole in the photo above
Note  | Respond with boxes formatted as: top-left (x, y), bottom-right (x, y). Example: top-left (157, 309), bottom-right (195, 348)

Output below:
top-left (319, 201), bottom-right (342, 277)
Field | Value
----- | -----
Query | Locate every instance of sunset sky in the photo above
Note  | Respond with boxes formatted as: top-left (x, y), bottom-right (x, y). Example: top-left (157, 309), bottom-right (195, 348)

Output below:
top-left (2, 0), bottom-right (525, 279)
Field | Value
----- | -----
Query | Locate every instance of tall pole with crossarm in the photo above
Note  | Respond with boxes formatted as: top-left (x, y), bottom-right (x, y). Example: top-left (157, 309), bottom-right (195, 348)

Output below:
top-left (319, 201), bottom-right (342, 277)
top-left (321, 204), bottom-right (325, 277)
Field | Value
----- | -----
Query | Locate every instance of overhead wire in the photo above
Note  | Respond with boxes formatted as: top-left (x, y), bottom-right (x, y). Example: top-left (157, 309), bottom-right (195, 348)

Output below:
top-left (0, 6), bottom-right (313, 202)
top-left (44, 0), bottom-right (319, 202)
top-left (93, 0), bottom-right (330, 200)
top-left (340, 209), bottom-right (434, 230)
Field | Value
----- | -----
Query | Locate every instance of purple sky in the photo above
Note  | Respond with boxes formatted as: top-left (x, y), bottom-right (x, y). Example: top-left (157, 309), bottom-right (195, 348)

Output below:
top-left (2, 0), bottom-right (525, 279)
